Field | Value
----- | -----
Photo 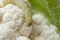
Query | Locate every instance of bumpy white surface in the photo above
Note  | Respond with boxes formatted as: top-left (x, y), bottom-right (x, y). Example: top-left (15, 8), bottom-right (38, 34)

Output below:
top-left (32, 14), bottom-right (60, 40)
top-left (0, 4), bottom-right (23, 40)
top-left (16, 36), bottom-right (30, 40)
top-left (0, 4), bottom-right (32, 40)
top-left (0, 21), bottom-right (16, 40)
top-left (0, 2), bottom-right (60, 40)
top-left (20, 24), bottom-right (32, 37)
top-left (32, 14), bottom-right (45, 24)
top-left (2, 4), bottom-right (23, 23)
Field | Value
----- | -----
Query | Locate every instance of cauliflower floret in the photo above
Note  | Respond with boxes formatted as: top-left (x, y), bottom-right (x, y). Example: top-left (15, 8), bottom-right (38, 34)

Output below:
top-left (32, 14), bottom-right (49, 36)
top-left (0, 0), bottom-right (32, 25)
top-left (16, 36), bottom-right (30, 40)
top-left (32, 14), bottom-right (45, 24)
top-left (20, 23), bottom-right (32, 37)
top-left (34, 36), bottom-right (45, 40)
top-left (0, 4), bottom-right (32, 39)
top-left (2, 4), bottom-right (23, 23)
top-left (32, 14), bottom-right (60, 40)
top-left (47, 34), bottom-right (59, 40)
top-left (33, 24), bottom-right (49, 36)
top-left (33, 24), bottom-right (59, 40)
top-left (40, 29), bottom-right (57, 38)
top-left (49, 24), bottom-right (57, 31)
top-left (14, 23), bottom-right (32, 37)
top-left (0, 21), bottom-right (17, 40)
top-left (0, 0), bottom-right (32, 40)
top-left (34, 33), bottom-right (59, 40)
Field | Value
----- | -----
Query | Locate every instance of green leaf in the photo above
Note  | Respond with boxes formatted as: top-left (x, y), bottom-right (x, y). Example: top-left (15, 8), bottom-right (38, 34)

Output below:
top-left (47, 0), bottom-right (60, 34)
top-left (28, 0), bottom-right (60, 34)
top-left (29, 0), bottom-right (50, 15)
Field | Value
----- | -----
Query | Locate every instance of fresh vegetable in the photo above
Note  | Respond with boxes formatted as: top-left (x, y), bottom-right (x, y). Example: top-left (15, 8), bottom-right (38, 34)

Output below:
top-left (0, 0), bottom-right (60, 40)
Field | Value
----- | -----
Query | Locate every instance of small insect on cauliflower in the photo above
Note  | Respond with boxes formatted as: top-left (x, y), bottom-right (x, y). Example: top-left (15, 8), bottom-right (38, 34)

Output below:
top-left (16, 36), bottom-right (30, 40)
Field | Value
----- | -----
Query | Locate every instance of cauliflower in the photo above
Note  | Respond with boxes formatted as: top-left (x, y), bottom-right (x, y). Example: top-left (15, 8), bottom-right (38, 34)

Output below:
top-left (0, 3), bottom-right (32, 39)
top-left (0, 0), bottom-right (60, 40)
top-left (34, 36), bottom-right (45, 40)
top-left (33, 24), bottom-right (49, 36)
top-left (0, 0), bottom-right (32, 40)
top-left (32, 14), bottom-right (60, 40)
top-left (0, 21), bottom-right (16, 40)
top-left (2, 0), bottom-right (32, 25)
top-left (20, 23), bottom-right (32, 37)
top-left (16, 36), bottom-right (30, 40)
top-left (1, 4), bottom-right (24, 23)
